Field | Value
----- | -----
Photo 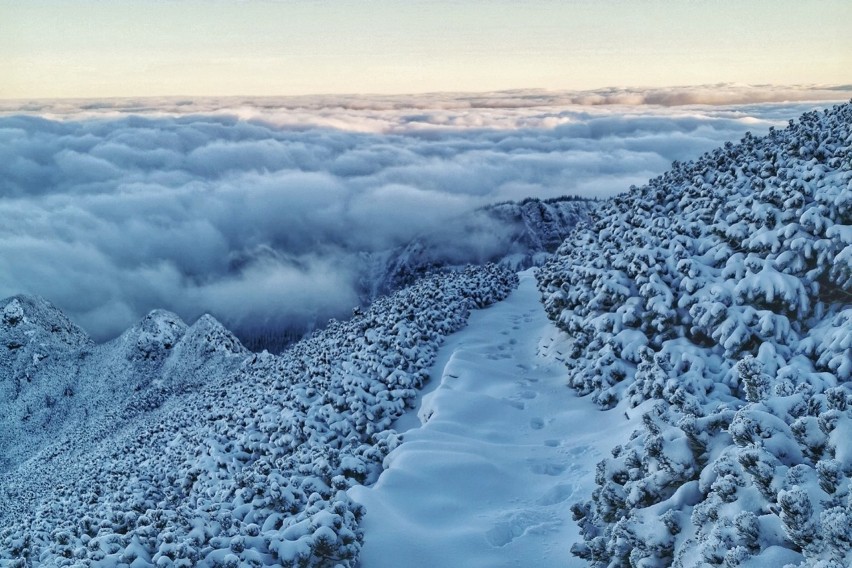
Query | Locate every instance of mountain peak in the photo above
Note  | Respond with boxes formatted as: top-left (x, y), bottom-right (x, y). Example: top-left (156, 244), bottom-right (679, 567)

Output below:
top-left (123, 308), bottom-right (188, 361)
top-left (176, 313), bottom-right (249, 358)
top-left (0, 294), bottom-right (92, 351)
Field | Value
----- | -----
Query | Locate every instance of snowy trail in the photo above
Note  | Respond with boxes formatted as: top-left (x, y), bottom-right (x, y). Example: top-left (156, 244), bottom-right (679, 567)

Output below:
top-left (349, 269), bottom-right (635, 568)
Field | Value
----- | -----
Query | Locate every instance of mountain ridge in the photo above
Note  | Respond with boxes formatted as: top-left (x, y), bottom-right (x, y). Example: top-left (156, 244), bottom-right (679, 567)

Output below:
top-left (0, 265), bottom-right (518, 566)
top-left (238, 195), bottom-right (596, 352)
top-left (0, 296), bottom-right (249, 479)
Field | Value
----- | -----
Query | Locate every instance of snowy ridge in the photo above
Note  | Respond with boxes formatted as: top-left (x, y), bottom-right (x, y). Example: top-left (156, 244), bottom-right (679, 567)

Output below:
top-left (537, 102), bottom-right (851, 566)
top-left (0, 265), bottom-right (517, 567)
top-left (0, 297), bottom-right (248, 476)
top-left (374, 196), bottom-right (597, 295)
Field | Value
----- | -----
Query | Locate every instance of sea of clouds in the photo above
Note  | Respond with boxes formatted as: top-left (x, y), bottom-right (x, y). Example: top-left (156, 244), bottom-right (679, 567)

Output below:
top-left (1, 84), bottom-right (849, 345)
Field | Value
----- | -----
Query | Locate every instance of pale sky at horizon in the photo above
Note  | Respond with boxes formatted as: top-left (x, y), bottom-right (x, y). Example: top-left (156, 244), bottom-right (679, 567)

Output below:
top-left (1, 0), bottom-right (850, 99)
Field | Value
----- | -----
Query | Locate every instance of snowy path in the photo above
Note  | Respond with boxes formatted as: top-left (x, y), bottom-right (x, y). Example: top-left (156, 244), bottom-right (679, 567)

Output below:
top-left (349, 269), bottom-right (635, 568)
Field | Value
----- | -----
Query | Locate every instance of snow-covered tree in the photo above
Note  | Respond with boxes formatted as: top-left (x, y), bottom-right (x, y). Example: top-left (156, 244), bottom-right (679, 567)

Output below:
top-left (538, 101), bottom-right (852, 567)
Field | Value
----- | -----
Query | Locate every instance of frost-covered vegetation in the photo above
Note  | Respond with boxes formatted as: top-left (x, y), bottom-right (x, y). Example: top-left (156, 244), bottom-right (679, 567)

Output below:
top-left (538, 102), bottom-right (852, 567)
top-left (3, 99), bottom-right (849, 567)
top-left (0, 265), bottom-right (517, 567)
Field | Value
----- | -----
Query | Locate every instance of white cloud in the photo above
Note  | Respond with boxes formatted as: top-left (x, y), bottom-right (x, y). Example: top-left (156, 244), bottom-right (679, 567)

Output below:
top-left (3, 84), bottom-right (849, 131)
top-left (0, 87), bottom-right (847, 343)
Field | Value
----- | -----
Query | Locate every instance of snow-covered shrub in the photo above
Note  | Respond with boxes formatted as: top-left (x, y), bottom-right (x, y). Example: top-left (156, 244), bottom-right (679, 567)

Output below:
top-left (538, 101), bottom-right (852, 567)
top-left (0, 264), bottom-right (517, 566)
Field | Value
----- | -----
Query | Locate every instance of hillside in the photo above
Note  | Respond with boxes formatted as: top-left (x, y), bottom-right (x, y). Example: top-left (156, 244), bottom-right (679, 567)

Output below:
top-left (0, 296), bottom-right (248, 476)
top-left (538, 101), bottom-right (851, 566)
top-left (0, 189), bottom-right (594, 568)
top-left (0, 265), bottom-right (516, 567)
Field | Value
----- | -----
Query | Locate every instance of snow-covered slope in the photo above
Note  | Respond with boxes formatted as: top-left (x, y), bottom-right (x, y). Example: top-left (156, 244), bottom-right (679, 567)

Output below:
top-left (0, 296), bottom-right (248, 476)
top-left (2, 101), bottom-right (849, 568)
top-left (0, 265), bottom-right (516, 567)
top-left (538, 102), bottom-right (852, 567)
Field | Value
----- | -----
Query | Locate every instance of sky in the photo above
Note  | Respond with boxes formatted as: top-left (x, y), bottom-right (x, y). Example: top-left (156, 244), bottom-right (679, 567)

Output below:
top-left (1, 0), bottom-right (851, 345)
top-left (1, 0), bottom-right (851, 99)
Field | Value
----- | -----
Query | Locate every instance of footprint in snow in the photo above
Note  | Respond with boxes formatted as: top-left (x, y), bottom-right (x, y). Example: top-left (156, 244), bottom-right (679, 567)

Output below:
top-left (564, 444), bottom-right (594, 458)
top-left (484, 511), bottom-right (561, 547)
top-left (503, 398), bottom-right (525, 410)
top-left (529, 417), bottom-right (545, 430)
top-left (536, 482), bottom-right (576, 506)
top-left (528, 459), bottom-right (567, 476)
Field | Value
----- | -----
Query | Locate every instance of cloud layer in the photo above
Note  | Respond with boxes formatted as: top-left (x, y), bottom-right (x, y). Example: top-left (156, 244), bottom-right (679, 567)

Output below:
top-left (4, 84), bottom-right (850, 129)
top-left (1, 87), bottom-right (848, 343)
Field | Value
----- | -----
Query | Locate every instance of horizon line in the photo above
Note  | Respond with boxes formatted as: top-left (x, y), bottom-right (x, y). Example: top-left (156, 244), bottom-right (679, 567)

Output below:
top-left (2, 82), bottom-right (852, 104)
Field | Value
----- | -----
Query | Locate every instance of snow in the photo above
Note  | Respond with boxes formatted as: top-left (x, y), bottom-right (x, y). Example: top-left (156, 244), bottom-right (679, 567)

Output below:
top-left (350, 269), bottom-right (635, 567)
